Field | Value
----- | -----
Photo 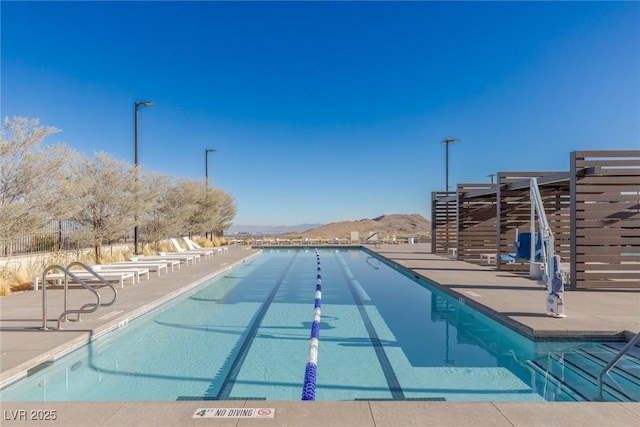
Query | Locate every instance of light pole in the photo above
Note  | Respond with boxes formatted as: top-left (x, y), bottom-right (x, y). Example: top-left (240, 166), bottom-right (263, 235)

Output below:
top-left (487, 173), bottom-right (496, 184)
top-left (204, 149), bottom-right (217, 241)
top-left (441, 138), bottom-right (460, 192)
top-left (134, 101), bottom-right (154, 255)
top-left (205, 148), bottom-right (217, 185)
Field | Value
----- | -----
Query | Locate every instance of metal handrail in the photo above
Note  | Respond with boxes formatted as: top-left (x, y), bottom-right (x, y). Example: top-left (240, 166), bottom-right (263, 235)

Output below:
top-left (41, 265), bottom-right (100, 330)
top-left (40, 262), bottom-right (118, 330)
top-left (597, 332), bottom-right (640, 400)
top-left (66, 262), bottom-right (118, 311)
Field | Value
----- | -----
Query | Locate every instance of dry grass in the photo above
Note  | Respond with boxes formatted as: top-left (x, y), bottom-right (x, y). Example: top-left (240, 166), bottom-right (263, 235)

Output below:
top-left (0, 263), bottom-right (40, 296)
top-left (193, 236), bottom-right (227, 248)
top-left (0, 238), bottom-right (232, 297)
top-left (144, 241), bottom-right (173, 254)
top-left (0, 246), bottom-right (138, 297)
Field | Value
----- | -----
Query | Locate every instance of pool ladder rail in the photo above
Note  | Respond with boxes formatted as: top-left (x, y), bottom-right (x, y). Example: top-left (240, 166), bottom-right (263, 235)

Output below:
top-left (526, 339), bottom-right (640, 402)
top-left (40, 261), bottom-right (118, 330)
top-left (598, 331), bottom-right (640, 401)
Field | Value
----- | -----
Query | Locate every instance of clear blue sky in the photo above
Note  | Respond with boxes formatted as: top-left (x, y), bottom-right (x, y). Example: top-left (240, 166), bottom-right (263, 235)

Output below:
top-left (2, 1), bottom-right (639, 226)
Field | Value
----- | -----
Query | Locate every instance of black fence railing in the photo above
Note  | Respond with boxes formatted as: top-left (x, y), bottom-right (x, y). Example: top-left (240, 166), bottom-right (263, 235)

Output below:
top-left (0, 221), bottom-right (134, 257)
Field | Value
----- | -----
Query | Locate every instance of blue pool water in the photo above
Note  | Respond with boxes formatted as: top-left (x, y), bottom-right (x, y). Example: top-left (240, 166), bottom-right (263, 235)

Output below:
top-left (1, 248), bottom-right (638, 402)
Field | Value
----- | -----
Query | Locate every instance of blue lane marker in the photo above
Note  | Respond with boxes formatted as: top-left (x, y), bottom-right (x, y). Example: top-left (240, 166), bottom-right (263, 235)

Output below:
top-left (302, 249), bottom-right (322, 401)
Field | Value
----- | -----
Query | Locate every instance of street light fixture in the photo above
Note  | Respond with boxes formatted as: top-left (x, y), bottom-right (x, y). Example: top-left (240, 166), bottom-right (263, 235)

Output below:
top-left (134, 100), bottom-right (154, 255)
top-left (205, 148), bottom-right (217, 184)
top-left (441, 138), bottom-right (460, 192)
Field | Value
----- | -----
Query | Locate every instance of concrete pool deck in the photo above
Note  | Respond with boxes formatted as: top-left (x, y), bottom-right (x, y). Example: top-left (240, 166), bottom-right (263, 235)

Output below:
top-left (0, 244), bottom-right (638, 426)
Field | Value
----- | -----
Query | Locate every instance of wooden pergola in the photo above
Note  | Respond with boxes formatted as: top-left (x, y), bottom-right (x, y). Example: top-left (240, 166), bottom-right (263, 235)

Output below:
top-left (431, 150), bottom-right (640, 290)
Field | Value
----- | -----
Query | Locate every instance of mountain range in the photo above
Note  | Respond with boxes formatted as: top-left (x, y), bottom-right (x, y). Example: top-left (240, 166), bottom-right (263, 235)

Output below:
top-left (225, 223), bottom-right (324, 235)
top-left (226, 214), bottom-right (431, 239)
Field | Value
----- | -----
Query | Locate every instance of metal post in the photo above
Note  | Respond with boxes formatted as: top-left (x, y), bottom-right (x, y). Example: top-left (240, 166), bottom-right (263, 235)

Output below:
top-left (441, 138), bottom-right (460, 191)
top-left (205, 148), bottom-right (217, 239)
top-left (134, 101), bottom-right (154, 255)
top-left (205, 148), bottom-right (217, 185)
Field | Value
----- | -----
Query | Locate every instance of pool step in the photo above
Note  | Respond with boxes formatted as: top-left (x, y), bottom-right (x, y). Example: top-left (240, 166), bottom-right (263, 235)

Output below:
top-left (577, 346), bottom-right (640, 386)
top-left (527, 358), bottom-right (589, 402)
top-left (527, 346), bottom-right (640, 402)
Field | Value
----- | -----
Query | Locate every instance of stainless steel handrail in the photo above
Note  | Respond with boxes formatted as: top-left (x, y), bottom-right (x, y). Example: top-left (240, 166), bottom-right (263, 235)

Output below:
top-left (40, 262), bottom-right (118, 330)
top-left (41, 265), bottom-right (101, 330)
top-left (66, 262), bottom-right (118, 315)
top-left (597, 331), bottom-right (640, 400)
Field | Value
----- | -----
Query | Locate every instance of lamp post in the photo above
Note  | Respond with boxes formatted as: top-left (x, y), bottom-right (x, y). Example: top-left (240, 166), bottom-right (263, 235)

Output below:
top-left (204, 149), bottom-right (217, 241)
top-left (487, 173), bottom-right (496, 184)
top-left (205, 148), bottom-right (217, 185)
top-left (441, 138), bottom-right (460, 192)
top-left (134, 101), bottom-right (154, 255)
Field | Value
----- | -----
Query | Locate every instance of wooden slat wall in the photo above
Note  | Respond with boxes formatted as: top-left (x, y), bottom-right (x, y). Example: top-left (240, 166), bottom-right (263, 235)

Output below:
top-left (497, 172), bottom-right (570, 273)
top-left (457, 184), bottom-right (497, 262)
top-left (431, 191), bottom-right (457, 255)
top-left (571, 150), bottom-right (640, 289)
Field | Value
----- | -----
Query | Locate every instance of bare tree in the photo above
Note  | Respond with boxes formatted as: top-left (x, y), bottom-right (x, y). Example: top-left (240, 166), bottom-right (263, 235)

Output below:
top-left (209, 187), bottom-right (237, 237)
top-left (0, 117), bottom-right (77, 256)
top-left (139, 172), bottom-right (174, 251)
top-left (168, 178), bottom-right (207, 236)
top-left (155, 179), bottom-right (236, 240)
top-left (67, 152), bottom-right (139, 263)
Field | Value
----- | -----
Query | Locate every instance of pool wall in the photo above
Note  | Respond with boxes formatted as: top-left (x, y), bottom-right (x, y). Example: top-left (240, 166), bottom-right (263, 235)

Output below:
top-left (0, 250), bottom-right (263, 391)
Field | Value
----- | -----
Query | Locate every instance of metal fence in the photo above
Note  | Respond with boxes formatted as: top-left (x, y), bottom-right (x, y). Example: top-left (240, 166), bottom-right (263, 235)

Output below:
top-left (2, 220), bottom-right (85, 257)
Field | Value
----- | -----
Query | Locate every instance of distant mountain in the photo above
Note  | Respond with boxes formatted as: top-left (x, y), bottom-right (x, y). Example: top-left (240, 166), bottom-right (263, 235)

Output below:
top-left (280, 214), bottom-right (431, 239)
top-left (225, 223), bottom-right (324, 235)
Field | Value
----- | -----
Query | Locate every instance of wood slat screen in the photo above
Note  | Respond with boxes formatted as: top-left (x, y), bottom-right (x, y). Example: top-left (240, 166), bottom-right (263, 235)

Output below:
top-left (430, 150), bottom-right (638, 290)
top-left (571, 150), bottom-right (640, 289)
top-left (457, 184), bottom-right (497, 262)
top-left (431, 191), bottom-right (457, 255)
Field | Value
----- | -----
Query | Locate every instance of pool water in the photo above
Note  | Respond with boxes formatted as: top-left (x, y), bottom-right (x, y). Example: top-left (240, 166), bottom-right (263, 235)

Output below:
top-left (1, 248), bottom-right (638, 402)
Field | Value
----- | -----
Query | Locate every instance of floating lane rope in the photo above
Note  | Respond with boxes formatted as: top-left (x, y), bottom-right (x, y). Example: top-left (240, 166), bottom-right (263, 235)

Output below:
top-left (301, 249), bottom-right (322, 401)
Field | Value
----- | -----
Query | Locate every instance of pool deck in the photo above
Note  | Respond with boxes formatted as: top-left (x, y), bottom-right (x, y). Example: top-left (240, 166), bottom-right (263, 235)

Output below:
top-left (1, 244), bottom-right (638, 426)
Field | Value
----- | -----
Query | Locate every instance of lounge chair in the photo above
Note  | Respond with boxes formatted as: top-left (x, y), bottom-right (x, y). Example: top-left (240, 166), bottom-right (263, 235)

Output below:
top-left (169, 237), bottom-right (213, 259)
top-left (111, 260), bottom-right (176, 274)
top-left (90, 265), bottom-right (150, 283)
top-left (138, 253), bottom-right (198, 266)
top-left (184, 236), bottom-right (227, 255)
top-left (36, 270), bottom-right (136, 289)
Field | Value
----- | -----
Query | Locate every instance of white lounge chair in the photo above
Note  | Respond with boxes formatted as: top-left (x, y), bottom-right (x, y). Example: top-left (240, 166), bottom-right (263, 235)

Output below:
top-left (169, 237), bottom-right (213, 259)
top-left (90, 265), bottom-right (150, 283)
top-left (111, 261), bottom-right (174, 274)
top-left (184, 237), bottom-right (228, 255)
top-left (138, 253), bottom-right (197, 266)
top-left (36, 270), bottom-right (136, 289)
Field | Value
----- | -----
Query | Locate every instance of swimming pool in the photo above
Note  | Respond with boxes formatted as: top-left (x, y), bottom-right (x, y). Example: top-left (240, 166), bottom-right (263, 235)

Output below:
top-left (1, 248), bottom-right (638, 402)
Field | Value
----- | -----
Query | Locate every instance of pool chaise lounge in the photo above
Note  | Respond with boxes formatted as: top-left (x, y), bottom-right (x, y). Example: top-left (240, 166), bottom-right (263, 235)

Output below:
top-left (89, 265), bottom-right (150, 283)
top-left (137, 253), bottom-right (198, 266)
top-left (183, 236), bottom-right (228, 255)
top-left (34, 270), bottom-right (136, 289)
top-left (111, 260), bottom-right (175, 274)
top-left (169, 237), bottom-right (214, 259)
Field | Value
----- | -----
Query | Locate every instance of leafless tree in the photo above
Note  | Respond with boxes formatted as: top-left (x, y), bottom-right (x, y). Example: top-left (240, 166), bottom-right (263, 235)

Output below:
top-left (209, 187), bottom-right (237, 237)
top-left (67, 152), bottom-right (139, 263)
top-left (0, 117), bottom-right (77, 256)
top-left (140, 172), bottom-right (175, 251)
top-left (155, 179), bottom-right (236, 240)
